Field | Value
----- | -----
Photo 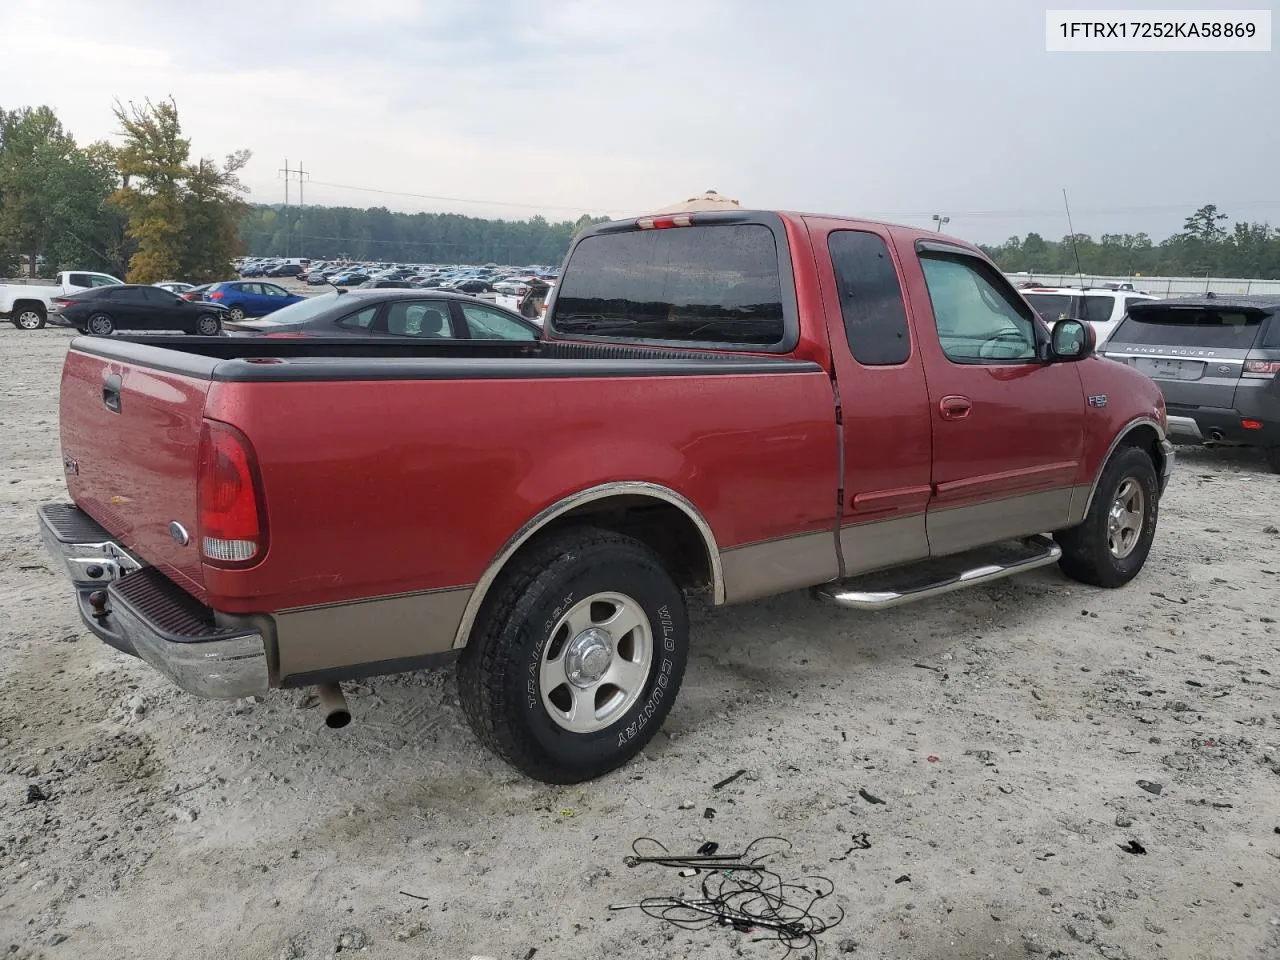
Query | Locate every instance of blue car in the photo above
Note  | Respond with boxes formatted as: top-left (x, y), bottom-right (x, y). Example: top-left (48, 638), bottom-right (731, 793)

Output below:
top-left (203, 281), bottom-right (305, 320)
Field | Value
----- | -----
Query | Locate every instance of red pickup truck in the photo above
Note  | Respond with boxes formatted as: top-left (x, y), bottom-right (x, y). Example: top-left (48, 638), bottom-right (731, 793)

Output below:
top-left (39, 210), bottom-right (1173, 783)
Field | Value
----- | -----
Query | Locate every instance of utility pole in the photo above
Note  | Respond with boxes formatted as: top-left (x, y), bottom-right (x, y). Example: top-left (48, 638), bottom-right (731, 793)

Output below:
top-left (295, 161), bottom-right (309, 207)
top-left (278, 160), bottom-right (292, 257)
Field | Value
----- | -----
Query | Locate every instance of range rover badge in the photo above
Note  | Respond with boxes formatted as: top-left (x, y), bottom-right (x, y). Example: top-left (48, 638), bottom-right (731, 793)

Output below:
top-left (169, 522), bottom-right (190, 546)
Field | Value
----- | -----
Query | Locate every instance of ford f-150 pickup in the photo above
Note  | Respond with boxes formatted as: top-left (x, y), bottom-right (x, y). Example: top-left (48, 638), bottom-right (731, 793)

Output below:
top-left (39, 210), bottom-right (1174, 783)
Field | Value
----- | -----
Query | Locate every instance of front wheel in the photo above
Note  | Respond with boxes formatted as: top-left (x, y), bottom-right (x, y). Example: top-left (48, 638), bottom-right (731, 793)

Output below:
top-left (86, 313), bottom-right (115, 336)
top-left (1056, 446), bottom-right (1158, 588)
top-left (457, 528), bottom-right (689, 784)
top-left (194, 314), bottom-right (222, 336)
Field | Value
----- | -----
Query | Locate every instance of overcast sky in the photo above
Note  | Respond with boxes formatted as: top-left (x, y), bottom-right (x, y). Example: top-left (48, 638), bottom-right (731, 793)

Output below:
top-left (7, 0), bottom-right (1278, 243)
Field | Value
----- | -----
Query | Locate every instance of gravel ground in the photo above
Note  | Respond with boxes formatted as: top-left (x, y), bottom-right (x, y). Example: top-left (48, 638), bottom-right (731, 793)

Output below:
top-left (1, 325), bottom-right (1278, 960)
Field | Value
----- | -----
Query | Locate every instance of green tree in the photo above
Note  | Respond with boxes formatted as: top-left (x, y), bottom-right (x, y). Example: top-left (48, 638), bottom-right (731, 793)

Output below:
top-left (180, 150), bottom-right (250, 282)
top-left (112, 97), bottom-right (190, 282)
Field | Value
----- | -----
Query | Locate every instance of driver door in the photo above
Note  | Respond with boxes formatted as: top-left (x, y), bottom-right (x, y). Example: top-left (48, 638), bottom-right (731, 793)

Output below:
top-left (898, 237), bottom-right (1087, 556)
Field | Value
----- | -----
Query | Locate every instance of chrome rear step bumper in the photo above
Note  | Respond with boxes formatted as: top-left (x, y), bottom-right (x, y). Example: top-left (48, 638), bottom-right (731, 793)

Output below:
top-left (815, 535), bottom-right (1062, 611)
top-left (37, 503), bottom-right (270, 699)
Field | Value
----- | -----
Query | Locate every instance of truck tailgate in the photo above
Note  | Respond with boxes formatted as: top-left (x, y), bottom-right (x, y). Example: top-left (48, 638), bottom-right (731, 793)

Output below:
top-left (60, 347), bottom-right (210, 600)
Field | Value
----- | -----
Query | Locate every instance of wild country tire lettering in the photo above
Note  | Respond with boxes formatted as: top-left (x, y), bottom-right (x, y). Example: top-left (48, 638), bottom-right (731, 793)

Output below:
top-left (618, 604), bottom-right (677, 746)
top-left (528, 592), bottom-right (575, 710)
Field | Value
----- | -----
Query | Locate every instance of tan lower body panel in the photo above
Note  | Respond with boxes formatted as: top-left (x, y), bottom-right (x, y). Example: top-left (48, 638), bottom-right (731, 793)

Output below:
top-left (1065, 483), bottom-right (1093, 527)
top-left (273, 586), bottom-right (472, 681)
top-left (927, 487), bottom-right (1077, 557)
top-left (720, 529), bottom-right (840, 604)
top-left (840, 513), bottom-right (930, 576)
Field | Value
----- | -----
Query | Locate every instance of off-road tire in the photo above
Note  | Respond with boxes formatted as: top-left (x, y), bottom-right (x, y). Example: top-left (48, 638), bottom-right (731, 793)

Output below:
top-left (86, 313), bottom-right (115, 336)
top-left (457, 527), bottom-right (689, 784)
top-left (12, 304), bottom-right (46, 330)
top-left (1056, 446), bottom-right (1159, 588)
top-left (1265, 447), bottom-right (1280, 475)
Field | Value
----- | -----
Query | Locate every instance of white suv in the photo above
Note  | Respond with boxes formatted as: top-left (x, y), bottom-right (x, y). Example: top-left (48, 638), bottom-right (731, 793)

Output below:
top-left (1020, 286), bottom-right (1157, 346)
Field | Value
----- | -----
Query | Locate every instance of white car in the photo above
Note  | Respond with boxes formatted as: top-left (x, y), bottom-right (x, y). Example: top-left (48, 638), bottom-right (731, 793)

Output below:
top-left (1020, 286), bottom-right (1157, 346)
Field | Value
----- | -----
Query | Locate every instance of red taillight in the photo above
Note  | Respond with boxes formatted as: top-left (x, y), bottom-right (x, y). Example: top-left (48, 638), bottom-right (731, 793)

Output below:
top-left (1243, 359), bottom-right (1280, 379)
top-left (209, 290), bottom-right (224, 300)
top-left (1241, 419), bottom-right (1264, 431)
top-left (52, 296), bottom-right (74, 306)
top-left (197, 419), bottom-right (267, 567)
top-left (636, 214), bottom-right (693, 230)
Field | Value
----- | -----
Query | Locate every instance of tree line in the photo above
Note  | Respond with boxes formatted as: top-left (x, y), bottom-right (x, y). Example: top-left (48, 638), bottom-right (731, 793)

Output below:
top-left (981, 205), bottom-right (1280, 279)
top-left (239, 205), bottom-right (607, 267)
top-left (0, 100), bottom-right (248, 283)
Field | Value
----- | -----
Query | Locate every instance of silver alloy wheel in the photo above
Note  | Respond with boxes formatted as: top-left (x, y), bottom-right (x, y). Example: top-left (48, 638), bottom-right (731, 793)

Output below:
top-left (196, 314), bottom-right (220, 335)
top-left (227, 306), bottom-right (245, 321)
top-left (15, 309), bottom-right (43, 330)
top-left (87, 314), bottom-right (113, 335)
top-left (1107, 478), bottom-right (1145, 559)
top-left (539, 592), bottom-right (653, 734)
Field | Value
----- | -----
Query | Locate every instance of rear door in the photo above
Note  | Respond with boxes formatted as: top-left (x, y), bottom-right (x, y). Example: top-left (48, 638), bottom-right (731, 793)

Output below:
top-left (808, 219), bottom-right (932, 575)
top-left (60, 347), bottom-right (210, 598)
top-left (1104, 303), bottom-right (1265, 409)
top-left (894, 235), bottom-right (1086, 556)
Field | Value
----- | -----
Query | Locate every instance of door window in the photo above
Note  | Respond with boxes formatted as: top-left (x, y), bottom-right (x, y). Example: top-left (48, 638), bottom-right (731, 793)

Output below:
top-left (385, 302), bottom-right (454, 338)
top-left (1081, 295), bottom-right (1116, 326)
top-left (827, 230), bottom-right (911, 365)
top-left (459, 303), bottom-right (537, 340)
top-left (920, 255), bottom-right (1038, 363)
top-left (263, 284), bottom-right (289, 297)
top-left (89, 275), bottom-right (121, 287)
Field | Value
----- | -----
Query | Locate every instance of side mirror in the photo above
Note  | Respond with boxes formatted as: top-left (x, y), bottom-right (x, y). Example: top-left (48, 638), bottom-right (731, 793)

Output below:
top-left (1049, 318), bottom-right (1095, 362)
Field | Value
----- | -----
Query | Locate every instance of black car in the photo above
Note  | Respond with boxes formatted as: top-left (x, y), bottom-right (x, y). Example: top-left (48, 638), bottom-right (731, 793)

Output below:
top-left (51, 284), bottom-right (227, 336)
top-left (449, 278), bottom-right (495, 295)
top-left (265, 263), bottom-right (304, 278)
top-left (222, 289), bottom-right (539, 341)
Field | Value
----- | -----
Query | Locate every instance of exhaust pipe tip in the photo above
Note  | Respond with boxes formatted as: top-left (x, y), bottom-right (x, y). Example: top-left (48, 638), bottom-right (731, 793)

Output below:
top-left (315, 682), bottom-right (351, 729)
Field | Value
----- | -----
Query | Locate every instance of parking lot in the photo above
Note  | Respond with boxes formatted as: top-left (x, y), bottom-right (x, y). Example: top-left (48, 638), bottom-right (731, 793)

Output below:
top-left (1, 326), bottom-right (1278, 960)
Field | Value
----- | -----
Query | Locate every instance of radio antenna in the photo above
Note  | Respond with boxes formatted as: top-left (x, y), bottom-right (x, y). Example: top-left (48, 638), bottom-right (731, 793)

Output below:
top-left (1062, 188), bottom-right (1085, 288)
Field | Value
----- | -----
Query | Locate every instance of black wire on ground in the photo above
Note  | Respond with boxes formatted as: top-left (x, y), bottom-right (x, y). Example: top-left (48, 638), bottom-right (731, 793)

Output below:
top-left (611, 836), bottom-right (844, 959)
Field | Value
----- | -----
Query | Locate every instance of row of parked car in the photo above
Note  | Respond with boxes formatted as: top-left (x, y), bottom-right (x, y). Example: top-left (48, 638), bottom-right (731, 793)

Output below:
top-left (236, 256), bottom-right (557, 295)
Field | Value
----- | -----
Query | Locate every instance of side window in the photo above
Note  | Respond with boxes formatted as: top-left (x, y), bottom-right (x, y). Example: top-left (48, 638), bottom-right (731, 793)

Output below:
top-left (1081, 296), bottom-right (1115, 326)
top-left (337, 306), bottom-right (378, 330)
top-left (460, 304), bottom-right (537, 341)
top-left (140, 287), bottom-right (168, 303)
top-left (265, 284), bottom-right (288, 296)
top-left (919, 254), bottom-right (1038, 363)
top-left (244, 284), bottom-right (264, 296)
top-left (385, 302), bottom-right (454, 338)
top-left (89, 275), bottom-right (120, 287)
top-left (67, 273), bottom-right (90, 288)
top-left (827, 230), bottom-right (910, 365)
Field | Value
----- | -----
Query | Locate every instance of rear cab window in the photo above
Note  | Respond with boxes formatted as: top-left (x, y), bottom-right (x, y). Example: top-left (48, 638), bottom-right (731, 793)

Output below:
top-left (549, 217), bottom-right (797, 352)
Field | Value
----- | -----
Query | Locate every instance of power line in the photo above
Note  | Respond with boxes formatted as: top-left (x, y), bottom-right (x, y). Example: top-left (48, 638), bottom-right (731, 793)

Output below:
top-left (306, 178), bottom-right (628, 215)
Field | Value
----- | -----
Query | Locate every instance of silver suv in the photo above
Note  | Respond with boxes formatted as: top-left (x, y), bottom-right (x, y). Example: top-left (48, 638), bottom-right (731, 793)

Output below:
top-left (1099, 295), bottom-right (1280, 472)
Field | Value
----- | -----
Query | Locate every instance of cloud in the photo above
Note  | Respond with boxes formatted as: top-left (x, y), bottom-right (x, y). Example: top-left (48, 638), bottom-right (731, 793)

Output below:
top-left (5, 0), bottom-right (1278, 239)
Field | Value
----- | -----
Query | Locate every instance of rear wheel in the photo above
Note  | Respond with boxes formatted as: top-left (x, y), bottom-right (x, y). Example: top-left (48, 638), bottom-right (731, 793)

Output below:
top-left (12, 305), bottom-right (46, 330)
top-left (1056, 446), bottom-right (1158, 588)
top-left (1265, 447), bottom-right (1280, 475)
top-left (457, 528), bottom-right (689, 784)
top-left (86, 313), bottom-right (115, 336)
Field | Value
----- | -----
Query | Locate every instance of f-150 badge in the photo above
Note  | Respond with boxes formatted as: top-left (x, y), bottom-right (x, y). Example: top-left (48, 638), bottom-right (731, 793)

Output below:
top-left (1088, 395), bottom-right (1108, 408)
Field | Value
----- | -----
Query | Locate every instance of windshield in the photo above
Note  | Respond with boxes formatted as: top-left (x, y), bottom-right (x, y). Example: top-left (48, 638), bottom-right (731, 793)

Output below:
top-left (1023, 293), bottom-right (1077, 322)
top-left (1111, 308), bottom-right (1263, 349)
top-left (241, 292), bottom-right (341, 325)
